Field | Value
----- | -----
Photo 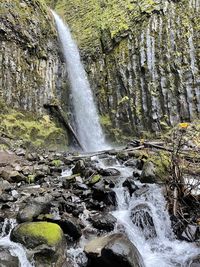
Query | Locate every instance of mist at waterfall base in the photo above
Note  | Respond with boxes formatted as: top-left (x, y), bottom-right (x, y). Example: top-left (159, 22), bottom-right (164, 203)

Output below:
top-left (52, 11), bottom-right (109, 152)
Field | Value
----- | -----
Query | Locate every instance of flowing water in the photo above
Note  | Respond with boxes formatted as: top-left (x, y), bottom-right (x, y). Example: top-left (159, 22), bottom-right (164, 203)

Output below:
top-left (0, 219), bottom-right (32, 267)
top-left (52, 11), bottom-right (108, 152)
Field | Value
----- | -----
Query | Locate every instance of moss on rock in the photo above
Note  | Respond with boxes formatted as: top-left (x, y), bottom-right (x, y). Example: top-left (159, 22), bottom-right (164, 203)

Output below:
top-left (11, 222), bottom-right (64, 248)
top-left (0, 104), bottom-right (68, 149)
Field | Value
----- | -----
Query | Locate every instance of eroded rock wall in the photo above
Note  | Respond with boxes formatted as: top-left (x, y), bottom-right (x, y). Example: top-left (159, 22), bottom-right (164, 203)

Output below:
top-left (52, 0), bottom-right (200, 140)
top-left (0, 0), bottom-right (67, 113)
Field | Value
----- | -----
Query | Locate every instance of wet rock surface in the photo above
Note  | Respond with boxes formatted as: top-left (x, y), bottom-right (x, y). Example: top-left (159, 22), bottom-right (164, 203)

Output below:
top-left (0, 248), bottom-right (19, 267)
top-left (84, 233), bottom-right (144, 267)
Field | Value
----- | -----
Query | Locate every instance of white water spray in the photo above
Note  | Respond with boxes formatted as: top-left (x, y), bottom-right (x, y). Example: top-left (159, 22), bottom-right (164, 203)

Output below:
top-left (52, 11), bottom-right (108, 152)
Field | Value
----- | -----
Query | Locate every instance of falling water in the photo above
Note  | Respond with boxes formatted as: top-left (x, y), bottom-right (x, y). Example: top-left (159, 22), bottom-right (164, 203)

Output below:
top-left (52, 11), bottom-right (108, 152)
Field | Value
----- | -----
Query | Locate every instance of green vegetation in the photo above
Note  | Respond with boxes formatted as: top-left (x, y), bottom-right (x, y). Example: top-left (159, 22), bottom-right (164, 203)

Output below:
top-left (17, 222), bottom-right (63, 246)
top-left (0, 101), bottom-right (67, 149)
top-left (45, 0), bottom-right (160, 54)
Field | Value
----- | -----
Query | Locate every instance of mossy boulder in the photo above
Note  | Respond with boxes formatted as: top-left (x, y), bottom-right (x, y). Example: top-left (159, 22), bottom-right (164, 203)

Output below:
top-left (11, 222), bottom-right (66, 267)
top-left (140, 152), bottom-right (171, 183)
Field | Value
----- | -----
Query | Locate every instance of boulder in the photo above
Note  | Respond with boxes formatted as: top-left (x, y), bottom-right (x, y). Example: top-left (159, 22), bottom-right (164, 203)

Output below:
top-left (99, 168), bottom-right (120, 177)
top-left (17, 195), bottom-right (52, 223)
top-left (1, 169), bottom-right (25, 183)
top-left (48, 214), bottom-right (82, 240)
top-left (84, 233), bottom-right (144, 267)
top-left (89, 213), bottom-right (116, 231)
top-left (123, 178), bottom-right (138, 196)
top-left (0, 178), bottom-right (12, 191)
top-left (92, 181), bottom-right (116, 206)
top-left (0, 248), bottom-right (19, 267)
top-left (131, 204), bottom-right (156, 239)
top-left (10, 222), bottom-right (66, 267)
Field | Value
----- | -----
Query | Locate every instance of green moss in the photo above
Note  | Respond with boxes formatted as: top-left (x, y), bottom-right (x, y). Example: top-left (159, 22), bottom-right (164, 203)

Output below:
top-left (17, 222), bottom-right (63, 246)
top-left (0, 108), bottom-right (67, 149)
top-left (51, 159), bottom-right (62, 167)
top-left (148, 151), bottom-right (171, 180)
top-left (100, 115), bottom-right (112, 127)
top-left (47, 0), bottom-right (160, 55)
top-left (89, 174), bottom-right (101, 185)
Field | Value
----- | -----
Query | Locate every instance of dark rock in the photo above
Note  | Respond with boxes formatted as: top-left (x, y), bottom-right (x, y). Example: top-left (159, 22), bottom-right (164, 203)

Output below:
top-left (17, 195), bottom-right (52, 223)
top-left (131, 204), bottom-right (156, 239)
top-left (72, 160), bottom-right (86, 175)
top-left (123, 178), bottom-right (138, 195)
top-left (84, 233), bottom-right (144, 267)
top-left (132, 169), bottom-right (141, 179)
top-left (99, 168), bottom-right (120, 176)
top-left (89, 213), bottom-right (116, 231)
top-left (92, 181), bottom-right (116, 206)
top-left (0, 248), bottom-right (19, 267)
top-left (180, 224), bottom-right (200, 242)
top-left (53, 214), bottom-right (82, 240)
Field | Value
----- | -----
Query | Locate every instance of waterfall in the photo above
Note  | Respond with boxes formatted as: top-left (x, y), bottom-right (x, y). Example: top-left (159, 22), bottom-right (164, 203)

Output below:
top-left (52, 11), bottom-right (108, 152)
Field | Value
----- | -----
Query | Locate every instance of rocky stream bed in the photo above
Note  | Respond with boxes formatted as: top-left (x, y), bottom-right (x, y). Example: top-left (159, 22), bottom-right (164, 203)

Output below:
top-left (0, 145), bottom-right (199, 267)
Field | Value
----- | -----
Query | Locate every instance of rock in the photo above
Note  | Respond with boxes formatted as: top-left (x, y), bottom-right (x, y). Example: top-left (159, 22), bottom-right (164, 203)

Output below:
top-left (123, 178), bottom-right (138, 195)
top-left (140, 154), bottom-right (170, 184)
top-left (47, 213), bottom-right (82, 240)
top-left (11, 222), bottom-right (66, 267)
top-left (0, 248), bottom-right (19, 267)
top-left (0, 178), bottom-right (12, 191)
top-left (116, 152), bottom-right (129, 161)
top-left (72, 160), bottom-right (86, 175)
top-left (140, 162), bottom-right (158, 183)
top-left (84, 233), bottom-right (144, 267)
top-left (99, 168), bottom-right (120, 176)
top-left (17, 195), bottom-right (52, 223)
top-left (180, 224), bottom-right (200, 242)
top-left (124, 159), bottom-right (140, 168)
top-left (0, 193), bottom-right (14, 202)
top-left (92, 181), bottom-right (116, 206)
top-left (131, 204), bottom-right (156, 239)
top-left (89, 213), bottom-right (116, 231)
top-left (189, 255), bottom-right (200, 267)
top-left (1, 169), bottom-right (25, 183)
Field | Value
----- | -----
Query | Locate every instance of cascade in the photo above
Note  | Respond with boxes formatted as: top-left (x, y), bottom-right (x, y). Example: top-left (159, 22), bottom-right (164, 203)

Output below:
top-left (0, 219), bottom-right (32, 267)
top-left (52, 11), bottom-right (108, 152)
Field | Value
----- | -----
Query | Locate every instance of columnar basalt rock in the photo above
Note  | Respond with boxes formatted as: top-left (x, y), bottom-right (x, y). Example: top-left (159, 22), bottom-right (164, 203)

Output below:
top-left (50, 0), bottom-right (200, 140)
top-left (0, 0), bottom-right (67, 113)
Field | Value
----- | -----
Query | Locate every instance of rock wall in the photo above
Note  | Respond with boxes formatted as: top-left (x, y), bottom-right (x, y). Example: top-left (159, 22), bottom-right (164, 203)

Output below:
top-left (52, 0), bottom-right (200, 140)
top-left (0, 0), bottom-right (67, 114)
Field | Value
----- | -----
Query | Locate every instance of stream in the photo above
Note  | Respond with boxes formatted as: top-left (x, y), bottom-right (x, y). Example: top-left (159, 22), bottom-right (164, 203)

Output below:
top-left (0, 154), bottom-right (199, 266)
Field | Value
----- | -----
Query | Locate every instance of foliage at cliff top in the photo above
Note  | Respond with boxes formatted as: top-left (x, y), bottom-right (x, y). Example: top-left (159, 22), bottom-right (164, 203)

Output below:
top-left (45, 0), bottom-right (161, 54)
